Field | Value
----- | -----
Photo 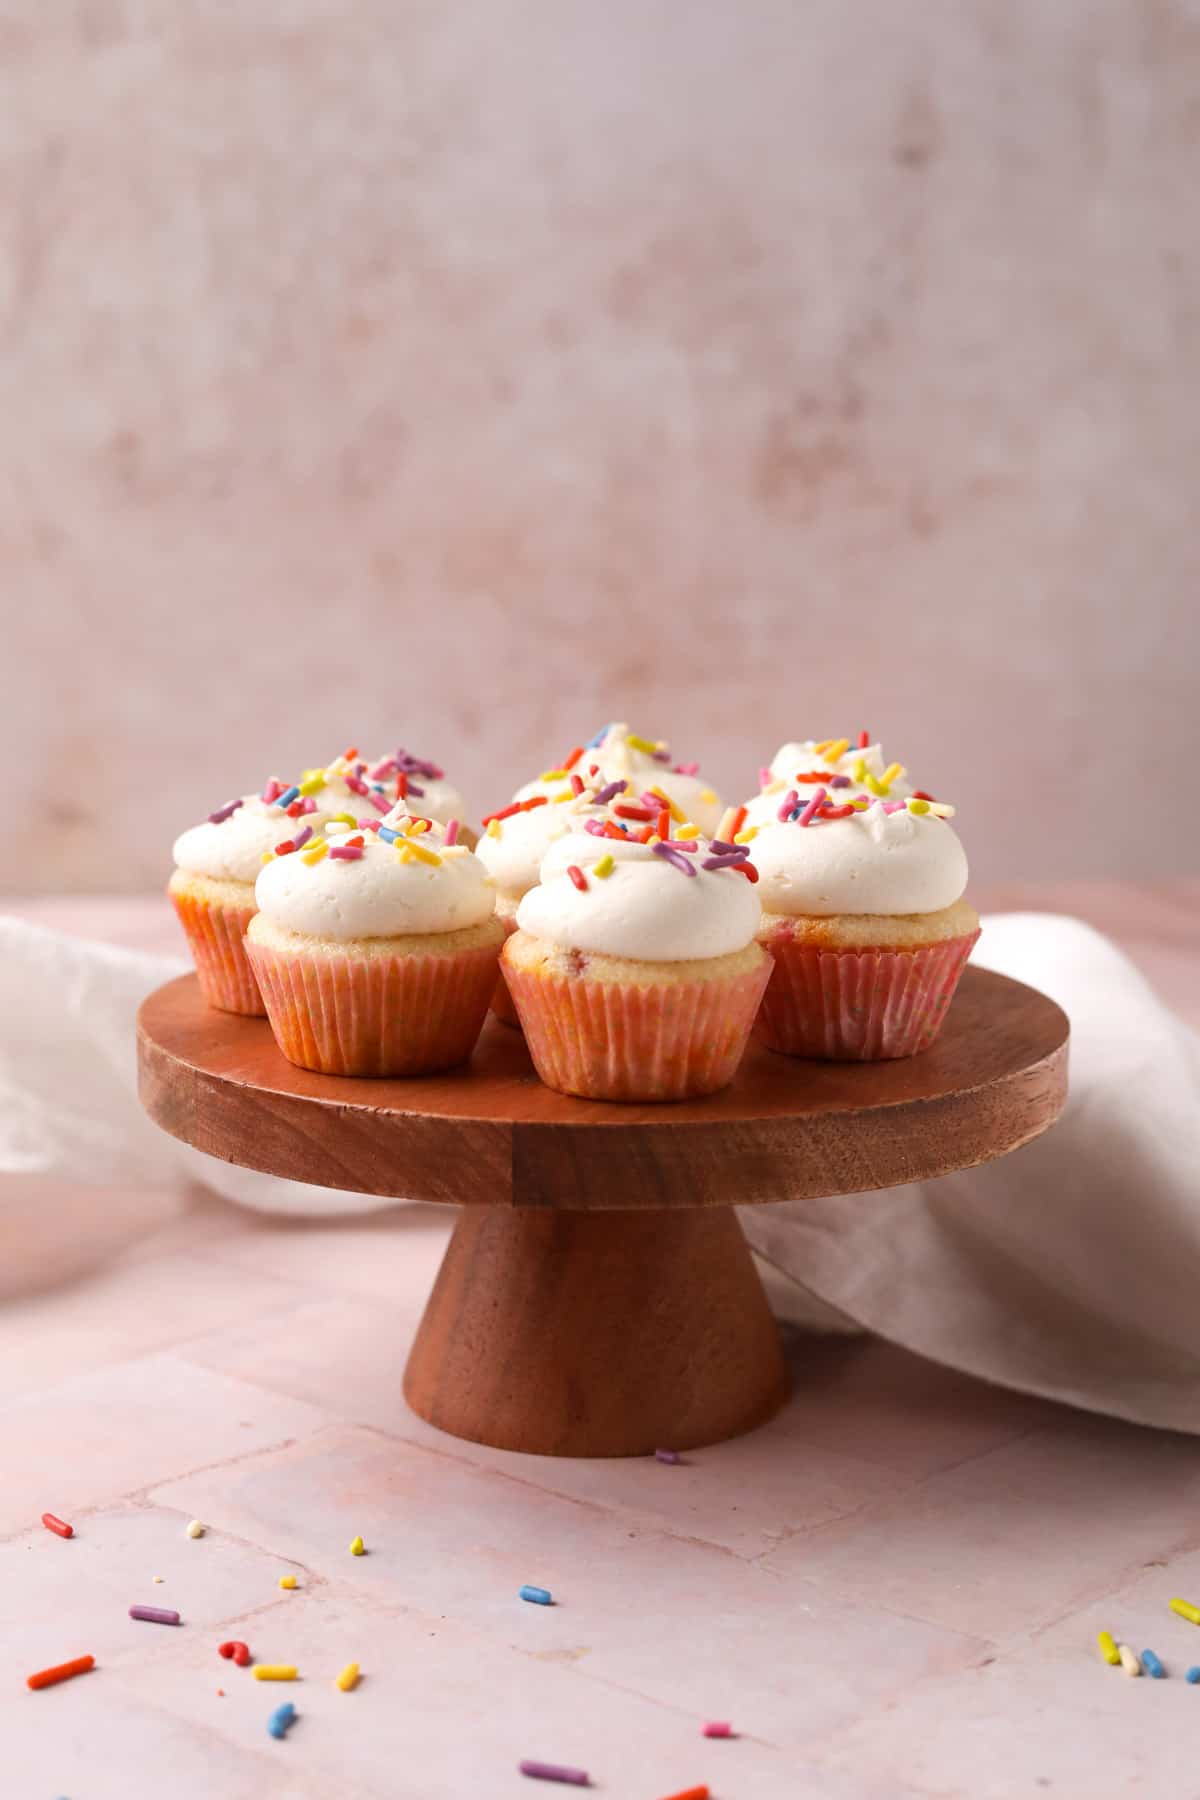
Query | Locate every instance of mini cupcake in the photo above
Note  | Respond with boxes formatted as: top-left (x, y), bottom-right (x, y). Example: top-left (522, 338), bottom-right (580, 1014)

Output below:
top-left (738, 734), bottom-right (918, 833)
top-left (513, 723), bottom-right (725, 837)
top-left (169, 774), bottom-right (333, 1015)
top-left (749, 790), bottom-right (979, 1061)
top-left (245, 811), bottom-right (502, 1077)
top-left (502, 827), bottom-right (770, 1102)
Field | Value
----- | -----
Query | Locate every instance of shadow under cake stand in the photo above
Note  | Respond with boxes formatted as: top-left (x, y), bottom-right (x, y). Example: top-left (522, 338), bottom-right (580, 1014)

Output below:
top-left (137, 966), bottom-right (1068, 1458)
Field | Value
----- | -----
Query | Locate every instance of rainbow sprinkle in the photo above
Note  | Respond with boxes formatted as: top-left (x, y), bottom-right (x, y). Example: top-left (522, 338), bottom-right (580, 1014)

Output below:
top-left (208, 798), bottom-right (244, 824)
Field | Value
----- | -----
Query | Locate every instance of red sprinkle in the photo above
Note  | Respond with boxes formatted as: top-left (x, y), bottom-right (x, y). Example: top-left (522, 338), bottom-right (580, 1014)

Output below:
top-left (567, 865), bottom-right (588, 892)
top-left (728, 805), bottom-right (747, 838)
top-left (286, 800), bottom-right (305, 818)
top-left (219, 1639), bottom-right (252, 1666)
top-left (796, 769), bottom-right (835, 784)
top-left (481, 802), bottom-right (522, 826)
top-left (912, 789), bottom-right (935, 802)
top-left (274, 838), bottom-right (297, 855)
top-left (733, 861), bottom-right (759, 883)
top-left (858, 730), bottom-right (869, 748)
top-left (702, 1722), bottom-right (735, 1739)
top-left (562, 746), bottom-right (584, 772)
top-left (819, 804), bottom-right (855, 820)
top-left (345, 834), bottom-right (365, 848)
top-left (342, 745), bottom-right (358, 760)
top-left (397, 771), bottom-right (408, 800)
top-left (519, 795), bottom-right (549, 812)
top-left (41, 1512), bottom-right (73, 1539)
top-left (569, 774), bottom-right (585, 796)
top-left (614, 803), bottom-right (654, 820)
top-left (657, 808), bottom-right (671, 839)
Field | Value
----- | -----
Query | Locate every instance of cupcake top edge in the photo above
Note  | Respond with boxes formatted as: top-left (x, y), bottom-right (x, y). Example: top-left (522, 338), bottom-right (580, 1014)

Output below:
top-left (750, 796), bottom-right (967, 918)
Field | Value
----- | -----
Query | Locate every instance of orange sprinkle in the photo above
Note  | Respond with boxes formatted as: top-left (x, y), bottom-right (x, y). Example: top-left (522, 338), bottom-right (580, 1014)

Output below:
top-left (562, 745), bottom-right (584, 771)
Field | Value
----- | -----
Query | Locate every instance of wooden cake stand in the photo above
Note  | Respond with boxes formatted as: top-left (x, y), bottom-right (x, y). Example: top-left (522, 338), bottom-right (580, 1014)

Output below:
top-left (137, 967), bottom-right (1068, 1458)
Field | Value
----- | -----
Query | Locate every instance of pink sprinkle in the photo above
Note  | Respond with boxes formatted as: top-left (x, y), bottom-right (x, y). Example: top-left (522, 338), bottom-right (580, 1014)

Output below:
top-left (674, 761), bottom-right (699, 776)
top-left (360, 819), bottom-right (381, 832)
top-left (777, 789), bottom-right (798, 822)
top-left (329, 846), bottom-right (363, 861)
top-left (300, 797), bottom-right (317, 814)
top-left (262, 778), bottom-right (283, 804)
top-left (883, 800), bottom-right (907, 814)
top-left (797, 787), bottom-right (827, 828)
top-left (703, 1721), bottom-right (735, 1739)
top-left (758, 766), bottom-right (772, 789)
top-left (444, 819), bottom-right (460, 846)
top-left (368, 758), bottom-right (397, 779)
top-left (366, 790), bottom-right (391, 813)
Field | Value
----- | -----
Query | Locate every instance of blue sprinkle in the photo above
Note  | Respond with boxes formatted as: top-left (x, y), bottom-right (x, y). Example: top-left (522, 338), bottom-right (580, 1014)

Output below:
top-left (1187, 1666), bottom-right (1200, 1684)
top-left (274, 785), bottom-right (300, 808)
top-left (267, 1701), bottom-right (296, 1739)
top-left (585, 724), bottom-right (611, 748)
top-left (1142, 1649), bottom-right (1166, 1678)
top-left (519, 1584), bottom-right (553, 1606)
top-left (378, 825), bottom-right (398, 844)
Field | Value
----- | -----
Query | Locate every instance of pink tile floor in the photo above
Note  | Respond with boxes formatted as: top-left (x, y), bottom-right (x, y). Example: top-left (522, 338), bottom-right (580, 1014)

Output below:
top-left (3, 886), bottom-right (1199, 1798)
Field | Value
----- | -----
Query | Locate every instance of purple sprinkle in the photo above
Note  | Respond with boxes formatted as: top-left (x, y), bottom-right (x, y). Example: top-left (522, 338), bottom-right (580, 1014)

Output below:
top-left (707, 839), bottom-right (747, 857)
top-left (293, 825), bottom-right (313, 850)
top-left (406, 779), bottom-right (426, 798)
top-left (652, 842), bottom-right (697, 877)
top-left (129, 1605), bottom-right (181, 1625)
top-left (829, 774), bottom-right (851, 789)
top-left (674, 761), bottom-right (699, 776)
top-left (660, 838), bottom-right (698, 852)
top-left (702, 853), bottom-right (748, 871)
top-left (329, 846), bottom-right (364, 861)
top-left (797, 787), bottom-right (827, 828)
top-left (395, 747), bottom-right (444, 781)
top-left (207, 798), bottom-right (244, 824)
top-left (654, 1448), bottom-right (682, 1464)
top-left (777, 789), bottom-right (799, 822)
top-left (518, 1761), bottom-right (590, 1787)
top-left (651, 747), bottom-right (673, 762)
top-left (591, 779), bottom-right (627, 807)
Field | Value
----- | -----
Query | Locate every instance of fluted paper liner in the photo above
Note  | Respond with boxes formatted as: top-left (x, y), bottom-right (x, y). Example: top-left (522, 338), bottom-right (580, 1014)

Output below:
top-left (755, 927), bottom-right (980, 1061)
top-left (245, 936), bottom-right (499, 1077)
top-left (489, 912), bottom-right (521, 1027)
top-left (170, 889), bottom-right (264, 1016)
top-left (502, 956), bottom-right (771, 1102)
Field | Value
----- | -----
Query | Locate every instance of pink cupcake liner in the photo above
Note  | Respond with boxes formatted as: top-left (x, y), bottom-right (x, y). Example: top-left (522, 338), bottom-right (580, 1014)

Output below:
top-left (502, 955), bottom-right (771, 1102)
top-left (490, 912), bottom-right (521, 1028)
top-left (244, 935), bottom-right (500, 1077)
top-left (754, 927), bottom-right (980, 1061)
top-left (170, 888), bottom-right (264, 1016)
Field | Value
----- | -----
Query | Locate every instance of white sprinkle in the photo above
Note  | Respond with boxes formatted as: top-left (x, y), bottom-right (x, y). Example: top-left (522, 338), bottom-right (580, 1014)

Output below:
top-left (186, 1520), bottom-right (206, 1539)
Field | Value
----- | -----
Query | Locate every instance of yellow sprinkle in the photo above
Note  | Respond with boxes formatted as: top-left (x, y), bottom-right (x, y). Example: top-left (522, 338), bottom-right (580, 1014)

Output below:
top-left (486, 819), bottom-right (502, 838)
top-left (626, 733), bottom-right (659, 754)
top-left (906, 798), bottom-right (931, 816)
top-left (699, 789), bottom-right (717, 806)
top-left (675, 822), bottom-right (700, 840)
top-left (328, 812), bottom-right (357, 830)
top-left (279, 1574), bottom-right (298, 1590)
top-left (823, 738), bottom-right (849, 763)
top-left (863, 774), bottom-right (888, 797)
top-left (350, 1535), bottom-right (365, 1556)
top-left (403, 839), bottom-right (442, 866)
top-left (593, 854), bottom-right (615, 879)
top-left (404, 817), bottom-right (431, 835)
top-left (297, 775), bottom-right (326, 797)
top-left (302, 840), bottom-right (329, 864)
top-left (261, 850), bottom-right (275, 864)
top-left (442, 845), bottom-right (470, 856)
top-left (851, 797), bottom-right (871, 811)
top-left (336, 1661), bottom-right (360, 1692)
top-left (813, 738), bottom-right (835, 755)
top-left (882, 762), bottom-right (906, 786)
top-left (851, 758), bottom-right (867, 783)
top-left (553, 789), bottom-right (576, 803)
top-left (1170, 1597), bottom-right (1200, 1625)
top-left (734, 827), bottom-right (759, 843)
top-left (300, 767), bottom-right (324, 782)
top-left (1098, 1631), bottom-right (1121, 1666)
top-left (1118, 1645), bottom-right (1142, 1678)
top-left (253, 1665), bottom-right (299, 1681)
top-left (540, 769), bottom-right (568, 782)
top-left (647, 833), bottom-right (662, 846)
top-left (763, 779), bottom-right (785, 795)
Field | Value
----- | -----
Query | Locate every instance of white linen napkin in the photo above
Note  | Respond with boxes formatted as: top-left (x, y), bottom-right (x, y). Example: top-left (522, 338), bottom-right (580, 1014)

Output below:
top-left (2, 909), bottom-right (1197, 1430)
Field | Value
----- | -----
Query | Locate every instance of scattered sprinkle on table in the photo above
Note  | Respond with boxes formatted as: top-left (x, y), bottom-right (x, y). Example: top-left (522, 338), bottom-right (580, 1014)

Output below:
top-left (129, 1605), bottom-right (181, 1626)
top-left (218, 1641), bottom-right (251, 1666)
top-left (518, 1760), bottom-right (590, 1786)
top-left (254, 1665), bottom-right (298, 1681)
top-left (658, 1787), bottom-right (709, 1800)
top-left (1171, 1597), bottom-right (1200, 1625)
top-left (153, 1576), bottom-right (164, 1584)
top-left (41, 1512), bottom-right (73, 1539)
top-left (186, 1520), bottom-right (205, 1539)
top-left (27, 1654), bottom-right (94, 1691)
top-left (1187, 1667), bottom-right (1200, 1684)
top-left (1142, 1649), bottom-right (1166, 1678)
top-left (702, 1721), bottom-right (734, 1738)
top-left (654, 1449), bottom-right (682, 1465)
top-left (279, 1574), bottom-right (298, 1590)
top-left (350, 1535), bottom-right (365, 1556)
top-left (1097, 1630), bottom-right (1120, 1665)
top-left (267, 1701), bottom-right (296, 1739)
top-left (519, 1585), bottom-right (553, 1606)
top-left (1118, 1645), bottom-right (1142, 1677)
top-left (336, 1661), bottom-right (360, 1692)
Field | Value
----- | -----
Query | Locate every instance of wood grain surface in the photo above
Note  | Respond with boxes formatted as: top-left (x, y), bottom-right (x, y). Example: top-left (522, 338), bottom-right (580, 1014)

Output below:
top-left (137, 968), bottom-right (1069, 1211)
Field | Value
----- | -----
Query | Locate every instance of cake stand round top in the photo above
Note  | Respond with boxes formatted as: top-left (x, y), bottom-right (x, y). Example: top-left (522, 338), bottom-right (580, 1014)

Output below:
top-left (137, 966), bottom-right (1068, 1210)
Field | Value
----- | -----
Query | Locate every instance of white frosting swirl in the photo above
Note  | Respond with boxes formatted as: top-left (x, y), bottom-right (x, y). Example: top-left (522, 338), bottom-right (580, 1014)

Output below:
top-left (516, 831), bottom-right (761, 961)
top-left (253, 817), bottom-right (495, 940)
top-left (743, 740), bottom-right (914, 827)
top-left (512, 723), bottom-right (723, 835)
top-left (475, 799), bottom-right (591, 898)
top-left (173, 797), bottom-right (303, 886)
top-left (751, 804), bottom-right (967, 917)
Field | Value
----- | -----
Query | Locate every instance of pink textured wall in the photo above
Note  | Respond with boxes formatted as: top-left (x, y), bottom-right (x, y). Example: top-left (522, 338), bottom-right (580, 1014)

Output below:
top-left (2, 2), bottom-right (1197, 893)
